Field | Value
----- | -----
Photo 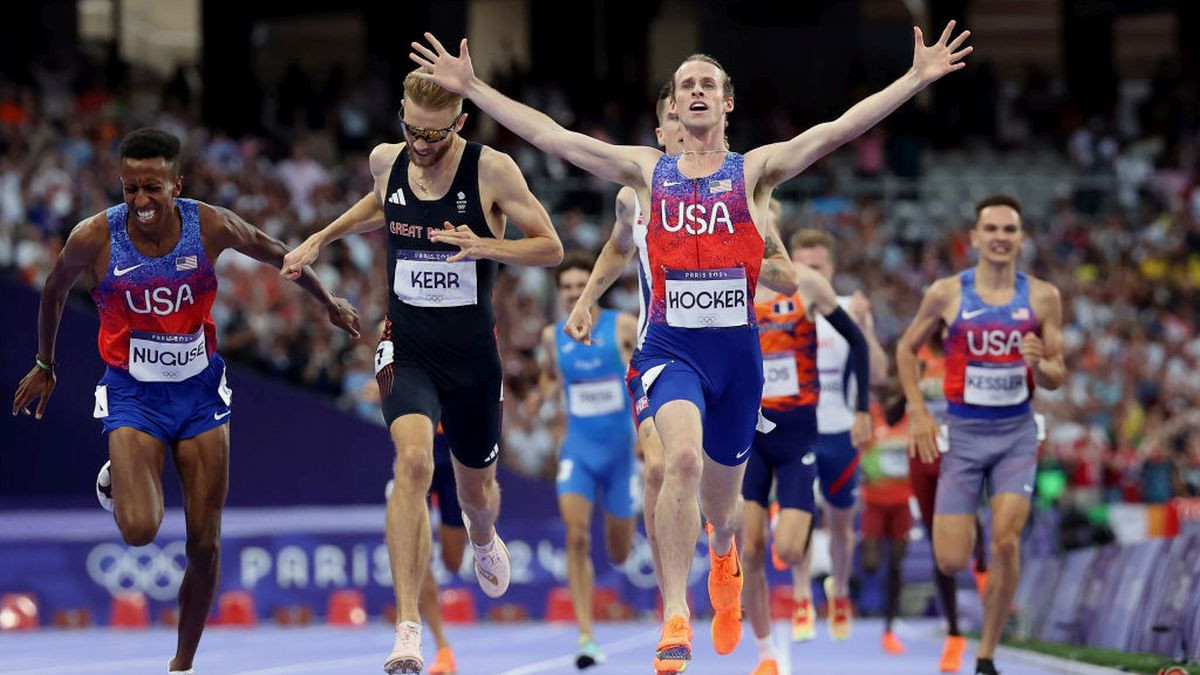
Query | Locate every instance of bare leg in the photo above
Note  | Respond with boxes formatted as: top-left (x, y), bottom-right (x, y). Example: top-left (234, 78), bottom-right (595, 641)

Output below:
top-left (826, 504), bottom-right (857, 597)
top-left (386, 415), bottom-right (436, 625)
top-left (560, 493), bottom-right (596, 640)
top-left (978, 494), bottom-right (1030, 660)
top-left (652, 401), bottom-right (705, 619)
top-left (168, 424), bottom-right (230, 672)
top-left (639, 419), bottom-right (666, 594)
top-left (742, 501), bottom-right (771, 639)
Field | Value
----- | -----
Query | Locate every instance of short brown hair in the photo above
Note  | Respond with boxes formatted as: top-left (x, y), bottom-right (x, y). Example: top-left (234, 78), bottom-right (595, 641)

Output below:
top-left (975, 194), bottom-right (1022, 218)
top-left (403, 69), bottom-right (463, 114)
top-left (655, 82), bottom-right (672, 125)
top-left (556, 250), bottom-right (595, 284)
top-left (789, 228), bottom-right (835, 256)
top-left (670, 54), bottom-right (734, 101)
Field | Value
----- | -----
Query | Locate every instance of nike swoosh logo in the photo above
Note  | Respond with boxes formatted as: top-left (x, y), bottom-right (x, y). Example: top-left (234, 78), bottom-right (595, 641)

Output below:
top-left (113, 263), bottom-right (146, 276)
top-left (961, 308), bottom-right (988, 320)
top-left (735, 446), bottom-right (751, 459)
top-left (213, 410), bottom-right (231, 420)
top-left (663, 180), bottom-right (682, 187)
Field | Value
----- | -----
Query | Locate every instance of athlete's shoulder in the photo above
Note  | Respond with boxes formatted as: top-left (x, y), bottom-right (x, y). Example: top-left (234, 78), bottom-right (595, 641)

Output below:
top-left (369, 143), bottom-right (404, 177)
top-left (923, 275), bottom-right (961, 306)
top-left (1026, 275), bottom-right (1062, 310)
top-left (65, 211), bottom-right (111, 250)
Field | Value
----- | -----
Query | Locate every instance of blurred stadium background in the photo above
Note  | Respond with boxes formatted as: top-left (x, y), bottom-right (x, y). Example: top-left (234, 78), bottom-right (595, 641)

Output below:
top-left (0, 0), bottom-right (1197, 672)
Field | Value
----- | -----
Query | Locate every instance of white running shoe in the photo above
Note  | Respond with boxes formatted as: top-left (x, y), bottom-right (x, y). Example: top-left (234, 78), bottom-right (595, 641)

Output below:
top-left (168, 670), bottom-right (194, 674)
top-left (96, 461), bottom-right (114, 512)
top-left (462, 511), bottom-right (511, 598)
top-left (384, 621), bottom-right (424, 674)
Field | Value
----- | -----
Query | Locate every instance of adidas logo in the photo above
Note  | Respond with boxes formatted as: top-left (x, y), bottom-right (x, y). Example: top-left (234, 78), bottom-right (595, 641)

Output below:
top-left (388, 188), bottom-right (406, 206)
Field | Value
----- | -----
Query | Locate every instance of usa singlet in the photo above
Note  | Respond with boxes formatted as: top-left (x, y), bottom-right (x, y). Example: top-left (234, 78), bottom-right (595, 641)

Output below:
top-left (631, 152), bottom-right (766, 465)
top-left (943, 269), bottom-right (1038, 419)
top-left (91, 199), bottom-right (231, 444)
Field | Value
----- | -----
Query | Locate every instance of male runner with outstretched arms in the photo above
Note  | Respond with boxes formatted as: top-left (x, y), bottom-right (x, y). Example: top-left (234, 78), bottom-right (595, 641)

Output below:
top-left (562, 86), bottom-right (799, 601)
top-left (897, 195), bottom-right (1064, 675)
top-left (411, 24), bottom-right (970, 671)
top-left (282, 71), bottom-right (562, 674)
top-left (741, 211), bottom-right (872, 675)
top-left (787, 228), bottom-right (888, 642)
top-left (12, 128), bottom-right (360, 675)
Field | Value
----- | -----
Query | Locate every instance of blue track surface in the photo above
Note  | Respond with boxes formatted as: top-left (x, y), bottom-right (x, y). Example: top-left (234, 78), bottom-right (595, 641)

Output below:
top-left (0, 618), bottom-right (1121, 674)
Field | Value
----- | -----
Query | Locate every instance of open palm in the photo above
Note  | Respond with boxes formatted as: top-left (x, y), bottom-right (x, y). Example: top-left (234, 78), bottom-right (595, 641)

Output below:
top-left (912, 20), bottom-right (972, 86)
top-left (410, 33), bottom-right (475, 96)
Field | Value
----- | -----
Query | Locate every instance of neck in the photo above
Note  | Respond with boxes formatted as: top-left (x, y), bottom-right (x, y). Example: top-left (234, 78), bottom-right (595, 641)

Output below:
top-left (974, 260), bottom-right (1017, 290)
top-left (680, 121), bottom-right (727, 153)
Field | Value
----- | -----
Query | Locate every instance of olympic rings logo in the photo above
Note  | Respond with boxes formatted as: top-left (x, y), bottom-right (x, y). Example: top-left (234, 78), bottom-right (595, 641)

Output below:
top-left (86, 541), bottom-right (188, 601)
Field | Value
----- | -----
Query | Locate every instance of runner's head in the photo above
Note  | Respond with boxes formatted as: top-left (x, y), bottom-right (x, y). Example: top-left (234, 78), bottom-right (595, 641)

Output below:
top-left (654, 83), bottom-right (685, 155)
top-left (972, 194), bottom-right (1024, 266)
top-left (401, 68), bottom-right (466, 167)
top-left (790, 228), bottom-right (836, 281)
top-left (555, 250), bottom-right (595, 310)
top-left (670, 54), bottom-right (734, 136)
top-left (119, 128), bottom-right (183, 231)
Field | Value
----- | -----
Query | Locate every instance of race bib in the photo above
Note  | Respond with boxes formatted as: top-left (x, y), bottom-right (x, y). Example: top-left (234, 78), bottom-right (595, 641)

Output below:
top-left (762, 351), bottom-right (800, 399)
top-left (567, 377), bottom-right (626, 417)
top-left (879, 449), bottom-right (909, 478)
top-left (394, 249), bottom-right (477, 307)
top-left (664, 268), bottom-right (748, 329)
top-left (964, 362), bottom-right (1029, 407)
top-left (128, 328), bottom-right (208, 382)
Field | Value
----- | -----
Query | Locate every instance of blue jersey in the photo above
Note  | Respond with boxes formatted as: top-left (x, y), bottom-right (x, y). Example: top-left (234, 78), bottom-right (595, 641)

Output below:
top-left (555, 310), bottom-right (634, 442)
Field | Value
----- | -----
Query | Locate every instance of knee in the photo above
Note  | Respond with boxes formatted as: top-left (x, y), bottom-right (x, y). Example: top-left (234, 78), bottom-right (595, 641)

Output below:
top-left (936, 549), bottom-right (970, 576)
top-left (186, 538), bottom-right (220, 572)
top-left (458, 477), bottom-right (496, 512)
top-left (776, 538), bottom-right (808, 567)
top-left (566, 524), bottom-right (591, 557)
top-left (393, 444), bottom-right (433, 489)
top-left (663, 445), bottom-right (702, 485)
top-left (116, 510), bottom-right (161, 547)
top-left (991, 532), bottom-right (1020, 562)
top-left (741, 536), bottom-right (767, 571)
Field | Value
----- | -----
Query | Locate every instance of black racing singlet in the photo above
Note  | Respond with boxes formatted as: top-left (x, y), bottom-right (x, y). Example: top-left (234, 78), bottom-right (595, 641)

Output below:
top-left (382, 141), bottom-right (500, 382)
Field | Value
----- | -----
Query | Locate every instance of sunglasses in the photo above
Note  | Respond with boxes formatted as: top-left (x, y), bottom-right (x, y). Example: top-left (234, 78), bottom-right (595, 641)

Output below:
top-left (398, 102), bottom-right (463, 143)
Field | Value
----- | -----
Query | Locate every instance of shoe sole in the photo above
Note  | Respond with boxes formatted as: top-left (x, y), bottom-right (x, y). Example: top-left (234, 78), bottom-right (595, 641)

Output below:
top-left (384, 657), bottom-right (423, 674)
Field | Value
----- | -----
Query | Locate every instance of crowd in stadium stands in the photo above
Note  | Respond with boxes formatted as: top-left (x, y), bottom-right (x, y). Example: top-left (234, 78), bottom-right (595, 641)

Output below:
top-left (1, 54), bottom-right (1198, 505)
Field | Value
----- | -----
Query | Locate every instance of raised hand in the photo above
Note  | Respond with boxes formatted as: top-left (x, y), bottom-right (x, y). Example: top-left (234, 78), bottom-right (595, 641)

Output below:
top-left (12, 366), bottom-right (56, 420)
top-left (911, 20), bottom-right (972, 86)
top-left (281, 237), bottom-right (319, 281)
top-left (409, 33), bottom-right (475, 96)
top-left (327, 297), bottom-right (362, 339)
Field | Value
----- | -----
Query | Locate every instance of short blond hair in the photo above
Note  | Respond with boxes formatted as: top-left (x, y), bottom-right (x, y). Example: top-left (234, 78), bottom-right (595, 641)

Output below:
top-left (403, 69), bottom-right (463, 114)
top-left (790, 228), bottom-right (835, 257)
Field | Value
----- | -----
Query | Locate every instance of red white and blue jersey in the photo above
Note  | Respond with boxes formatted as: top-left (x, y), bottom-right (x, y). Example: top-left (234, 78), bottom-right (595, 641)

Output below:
top-left (637, 152), bottom-right (764, 333)
top-left (91, 198), bottom-right (218, 382)
top-left (943, 269), bottom-right (1038, 419)
top-left (755, 293), bottom-right (819, 412)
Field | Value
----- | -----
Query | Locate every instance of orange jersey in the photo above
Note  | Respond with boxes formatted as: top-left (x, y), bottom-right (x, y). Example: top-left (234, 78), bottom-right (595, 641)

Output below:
top-left (861, 404), bottom-right (914, 505)
top-left (755, 293), bottom-right (819, 411)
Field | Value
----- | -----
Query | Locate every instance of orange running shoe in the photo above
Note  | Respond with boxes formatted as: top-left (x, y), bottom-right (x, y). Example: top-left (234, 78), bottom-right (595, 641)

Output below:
top-left (939, 635), bottom-right (966, 672)
top-left (791, 598), bottom-right (815, 642)
top-left (881, 630), bottom-right (905, 654)
top-left (751, 658), bottom-right (780, 675)
top-left (707, 524), bottom-right (743, 613)
top-left (655, 614), bottom-right (693, 674)
top-left (428, 646), bottom-right (457, 674)
top-left (823, 576), bottom-right (852, 641)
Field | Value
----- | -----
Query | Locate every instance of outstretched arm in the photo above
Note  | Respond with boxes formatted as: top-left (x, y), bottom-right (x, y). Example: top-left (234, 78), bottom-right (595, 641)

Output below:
top-left (281, 144), bottom-right (392, 279)
top-left (12, 215), bottom-right (107, 418)
top-left (409, 34), bottom-right (656, 187)
top-left (207, 205), bottom-right (361, 339)
top-left (749, 21), bottom-right (971, 190)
